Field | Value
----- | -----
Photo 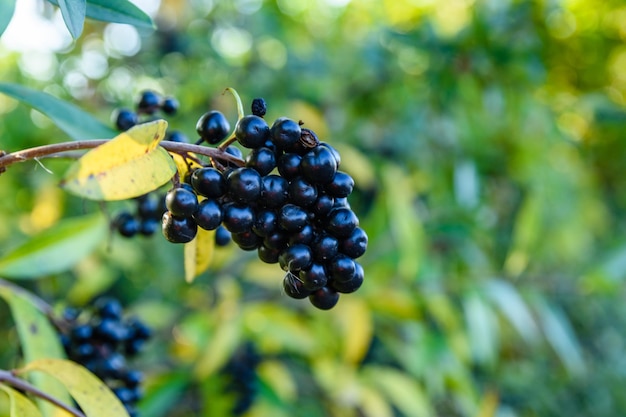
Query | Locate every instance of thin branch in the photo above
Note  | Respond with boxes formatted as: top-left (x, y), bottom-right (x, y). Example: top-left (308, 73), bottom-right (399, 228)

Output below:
top-left (0, 369), bottom-right (86, 417)
top-left (0, 140), bottom-right (245, 173)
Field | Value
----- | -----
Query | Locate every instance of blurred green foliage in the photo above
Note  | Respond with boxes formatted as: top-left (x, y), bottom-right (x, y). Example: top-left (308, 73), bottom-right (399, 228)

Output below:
top-left (2, 0), bottom-right (626, 416)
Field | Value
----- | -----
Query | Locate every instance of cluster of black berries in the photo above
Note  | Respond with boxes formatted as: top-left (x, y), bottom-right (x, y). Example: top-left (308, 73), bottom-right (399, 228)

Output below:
top-left (61, 298), bottom-right (151, 417)
top-left (114, 90), bottom-right (179, 131)
top-left (219, 342), bottom-right (261, 415)
top-left (161, 98), bottom-right (367, 310)
top-left (112, 193), bottom-right (165, 238)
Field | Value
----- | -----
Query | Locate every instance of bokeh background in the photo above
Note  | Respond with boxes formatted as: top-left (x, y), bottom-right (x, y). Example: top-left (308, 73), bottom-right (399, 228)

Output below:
top-left (2, 0), bottom-right (626, 416)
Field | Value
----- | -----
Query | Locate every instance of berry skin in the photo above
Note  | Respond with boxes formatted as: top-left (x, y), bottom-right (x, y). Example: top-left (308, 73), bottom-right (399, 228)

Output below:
top-left (251, 98), bottom-right (267, 117)
top-left (161, 97), bottom-right (179, 115)
top-left (270, 117), bottom-right (301, 151)
top-left (326, 171), bottom-right (354, 198)
top-left (137, 194), bottom-right (160, 220)
top-left (277, 153), bottom-right (302, 179)
top-left (196, 110), bottom-right (230, 144)
top-left (319, 142), bottom-right (341, 167)
top-left (260, 175), bottom-right (288, 208)
top-left (165, 188), bottom-right (198, 217)
top-left (215, 225), bottom-right (232, 246)
top-left (252, 210), bottom-right (278, 237)
top-left (193, 199), bottom-right (222, 230)
top-left (191, 167), bottom-right (226, 198)
top-left (258, 245), bottom-right (280, 264)
top-left (263, 231), bottom-right (288, 250)
top-left (115, 212), bottom-right (139, 238)
top-left (326, 207), bottom-right (359, 238)
top-left (311, 194), bottom-right (335, 218)
top-left (278, 244), bottom-right (312, 272)
top-left (288, 223), bottom-right (315, 246)
top-left (227, 167), bottom-right (262, 203)
top-left (114, 109), bottom-right (138, 131)
top-left (308, 286), bottom-right (339, 310)
top-left (329, 254), bottom-right (356, 282)
top-left (95, 298), bottom-right (123, 320)
top-left (283, 273), bottom-right (310, 299)
top-left (245, 147), bottom-right (276, 176)
top-left (140, 218), bottom-right (159, 236)
top-left (232, 229), bottom-right (261, 251)
top-left (162, 211), bottom-right (198, 243)
top-left (288, 177), bottom-right (318, 207)
top-left (301, 146), bottom-right (338, 184)
top-left (339, 227), bottom-right (368, 258)
top-left (235, 115), bottom-right (270, 149)
top-left (222, 203), bottom-right (255, 233)
top-left (311, 234), bottom-right (339, 262)
top-left (299, 263), bottom-right (328, 291)
top-left (137, 90), bottom-right (161, 114)
top-left (279, 204), bottom-right (308, 232)
top-left (331, 262), bottom-right (364, 293)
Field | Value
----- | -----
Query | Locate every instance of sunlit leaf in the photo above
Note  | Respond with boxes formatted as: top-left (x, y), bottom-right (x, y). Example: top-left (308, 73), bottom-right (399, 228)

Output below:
top-left (0, 83), bottom-right (115, 140)
top-left (60, 120), bottom-right (177, 201)
top-left (0, 283), bottom-right (71, 417)
top-left (256, 360), bottom-right (297, 403)
top-left (195, 317), bottom-right (242, 378)
top-left (336, 298), bottom-right (373, 365)
top-left (359, 385), bottom-right (394, 417)
top-left (0, 213), bottom-right (107, 279)
top-left (0, 0), bottom-right (16, 37)
top-left (47, 0), bottom-right (154, 28)
top-left (0, 384), bottom-right (42, 417)
top-left (20, 359), bottom-right (130, 417)
top-left (58, 0), bottom-right (86, 38)
top-left (184, 227), bottom-right (215, 283)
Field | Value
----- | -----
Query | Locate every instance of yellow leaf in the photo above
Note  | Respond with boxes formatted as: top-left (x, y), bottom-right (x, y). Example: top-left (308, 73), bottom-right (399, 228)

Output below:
top-left (60, 120), bottom-right (176, 201)
top-left (184, 227), bottom-right (215, 283)
top-left (19, 359), bottom-right (130, 417)
top-left (0, 384), bottom-right (42, 417)
top-left (172, 153), bottom-right (202, 183)
top-left (336, 298), bottom-right (373, 365)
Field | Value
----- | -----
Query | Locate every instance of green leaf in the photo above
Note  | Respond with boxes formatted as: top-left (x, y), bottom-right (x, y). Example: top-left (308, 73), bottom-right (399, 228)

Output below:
top-left (0, 0), bottom-right (16, 37)
top-left (137, 371), bottom-right (189, 417)
top-left (47, 0), bottom-right (154, 28)
top-left (0, 283), bottom-right (71, 417)
top-left (0, 83), bottom-right (116, 140)
top-left (60, 120), bottom-right (177, 201)
top-left (58, 0), bottom-right (86, 38)
top-left (0, 384), bottom-right (42, 417)
top-left (0, 213), bottom-right (108, 279)
top-left (20, 359), bottom-right (130, 417)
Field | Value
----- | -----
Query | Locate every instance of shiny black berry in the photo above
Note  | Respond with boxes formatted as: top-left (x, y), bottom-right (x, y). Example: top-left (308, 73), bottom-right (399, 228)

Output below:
top-left (301, 146), bottom-right (338, 184)
top-left (114, 109), bottom-right (138, 131)
top-left (196, 110), bottom-right (230, 144)
top-left (308, 286), bottom-right (339, 310)
top-left (258, 245), bottom-right (280, 264)
top-left (260, 175), bottom-right (288, 208)
top-left (277, 153), bottom-right (302, 179)
top-left (299, 263), bottom-right (328, 291)
top-left (278, 244), bottom-right (312, 272)
top-left (115, 212), bottom-right (139, 238)
top-left (232, 229), bottom-right (261, 251)
top-left (326, 171), bottom-right (354, 198)
top-left (279, 204), bottom-right (308, 232)
top-left (252, 210), bottom-right (278, 237)
top-left (95, 298), bottom-right (123, 320)
top-left (227, 167), bottom-right (262, 203)
top-left (311, 234), bottom-right (339, 263)
top-left (329, 254), bottom-right (356, 282)
top-left (270, 117), bottom-right (301, 151)
top-left (283, 273), bottom-right (310, 299)
top-left (222, 203), bottom-right (255, 233)
top-left (288, 177), bottom-right (317, 207)
top-left (215, 225), bottom-right (232, 246)
top-left (193, 199), bottom-right (222, 230)
top-left (137, 90), bottom-right (161, 114)
top-left (161, 97), bottom-right (179, 115)
top-left (326, 207), bottom-right (358, 238)
top-left (191, 167), bottom-right (226, 198)
top-left (235, 115), bottom-right (270, 149)
top-left (245, 147), bottom-right (276, 176)
top-left (339, 227), bottom-right (368, 258)
top-left (165, 188), bottom-right (198, 217)
top-left (162, 211), bottom-right (197, 243)
top-left (331, 262), bottom-right (364, 293)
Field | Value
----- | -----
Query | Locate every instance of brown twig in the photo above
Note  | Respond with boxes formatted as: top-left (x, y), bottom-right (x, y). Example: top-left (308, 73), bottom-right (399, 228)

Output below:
top-left (0, 140), bottom-right (245, 173)
top-left (0, 369), bottom-right (86, 417)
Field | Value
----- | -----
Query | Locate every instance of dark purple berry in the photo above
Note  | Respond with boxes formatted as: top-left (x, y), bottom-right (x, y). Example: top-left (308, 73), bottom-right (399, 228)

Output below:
top-left (339, 227), bottom-right (368, 258)
top-left (279, 204), bottom-right (308, 232)
top-left (288, 177), bottom-right (318, 207)
top-left (193, 199), bottom-right (222, 230)
top-left (227, 167), bottom-right (262, 203)
top-left (161, 97), bottom-right (179, 115)
top-left (166, 130), bottom-right (188, 143)
top-left (140, 218), bottom-right (159, 236)
top-left (299, 263), bottom-right (328, 291)
top-left (215, 225), bottom-right (232, 246)
top-left (331, 262), bottom-right (364, 293)
top-left (329, 254), bottom-right (356, 282)
top-left (270, 117), bottom-right (301, 150)
top-left (278, 244), bottom-right (312, 271)
top-left (308, 286), bottom-right (339, 310)
top-left (311, 194), bottom-right (335, 218)
top-left (191, 167), bottom-right (226, 198)
top-left (96, 297), bottom-right (123, 320)
top-left (232, 229), bottom-right (261, 250)
top-left (222, 203), bottom-right (255, 233)
top-left (326, 207), bottom-right (358, 238)
top-left (137, 90), bottom-right (161, 114)
top-left (115, 212), bottom-right (139, 238)
top-left (245, 147), bottom-right (276, 176)
top-left (283, 273), bottom-right (310, 299)
top-left (165, 188), bottom-right (198, 217)
top-left (312, 234), bottom-right (339, 262)
top-left (196, 110), bottom-right (230, 144)
top-left (258, 245), bottom-right (280, 264)
top-left (263, 231), bottom-right (288, 250)
top-left (162, 211), bottom-right (197, 243)
top-left (326, 171), bottom-right (354, 198)
top-left (288, 223), bottom-right (315, 245)
top-left (252, 210), bottom-right (277, 237)
top-left (261, 175), bottom-right (288, 208)
top-left (319, 142), bottom-right (341, 167)
top-left (251, 98), bottom-right (267, 117)
top-left (235, 115), bottom-right (270, 149)
top-left (277, 153), bottom-right (301, 179)
top-left (114, 109), bottom-right (138, 131)
top-left (301, 146), bottom-right (338, 184)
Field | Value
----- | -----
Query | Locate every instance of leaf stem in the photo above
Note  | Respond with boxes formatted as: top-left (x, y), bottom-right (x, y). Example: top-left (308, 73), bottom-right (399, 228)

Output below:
top-left (0, 140), bottom-right (245, 173)
top-left (0, 369), bottom-right (87, 417)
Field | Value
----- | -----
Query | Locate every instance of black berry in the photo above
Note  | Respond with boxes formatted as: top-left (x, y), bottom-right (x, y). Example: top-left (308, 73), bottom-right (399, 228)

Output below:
top-left (196, 110), bottom-right (230, 144)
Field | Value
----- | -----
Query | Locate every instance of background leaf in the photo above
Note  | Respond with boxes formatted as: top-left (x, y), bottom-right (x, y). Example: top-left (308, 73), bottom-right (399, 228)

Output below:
top-left (47, 0), bottom-right (154, 28)
top-left (20, 359), bottom-right (130, 417)
top-left (0, 83), bottom-right (115, 140)
top-left (60, 120), bottom-right (176, 201)
top-left (58, 0), bottom-right (86, 39)
top-left (0, 283), bottom-right (71, 417)
top-left (0, 213), bottom-right (107, 279)
top-left (0, 0), bottom-right (16, 37)
top-left (184, 227), bottom-right (215, 283)
top-left (0, 384), bottom-right (42, 417)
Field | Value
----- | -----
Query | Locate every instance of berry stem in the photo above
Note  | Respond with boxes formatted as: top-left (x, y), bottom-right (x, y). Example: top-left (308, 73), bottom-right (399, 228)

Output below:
top-left (224, 87), bottom-right (244, 121)
top-left (0, 140), bottom-right (245, 173)
top-left (0, 369), bottom-right (87, 417)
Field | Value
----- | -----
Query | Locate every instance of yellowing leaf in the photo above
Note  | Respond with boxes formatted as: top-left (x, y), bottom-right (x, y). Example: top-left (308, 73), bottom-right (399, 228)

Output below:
top-left (0, 213), bottom-right (107, 279)
top-left (336, 298), bottom-right (373, 365)
top-left (0, 283), bottom-right (72, 417)
top-left (20, 359), bottom-right (130, 417)
top-left (60, 120), bottom-right (176, 201)
top-left (0, 383), bottom-right (42, 417)
top-left (184, 227), bottom-right (215, 283)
